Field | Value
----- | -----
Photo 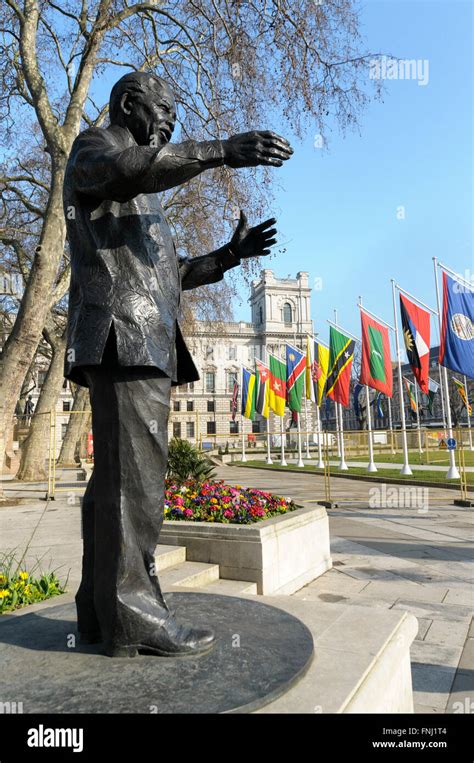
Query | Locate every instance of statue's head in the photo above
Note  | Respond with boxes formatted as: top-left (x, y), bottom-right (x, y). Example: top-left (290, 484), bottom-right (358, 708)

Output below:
top-left (109, 72), bottom-right (176, 147)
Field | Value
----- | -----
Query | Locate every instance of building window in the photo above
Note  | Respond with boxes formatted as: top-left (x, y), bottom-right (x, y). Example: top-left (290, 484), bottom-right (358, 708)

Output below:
top-left (173, 400), bottom-right (181, 412)
top-left (248, 345), bottom-right (256, 362)
top-left (186, 421), bottom-right (195, 439)
top-left (205, 372), bottom-right (215, 393)
top-left (227, 346), bottom-right (237, 361)
top-left (207, 400), bottom-right (215, 413)
top-left (186, 400), bottom-right (194, 412)
top-left (207, 421), bottom-right (216, 435)
top-left (230, 421), bottom-right (239, 434)
top-left (258, 305), bottom-right (263, 324)
top-left (186, 382), bottom-right (195, 393)
top-left (173, 422), bottom-right (181, 438)
top-left (61, 423), bottom-right (68, 439)
top-left (252, 420), bottom-right (261, 433)
top-left (62, 401), bottom-right (71, 412)
top-left (227, 371), bottom-right (238, 393)
top-left (283, 302), bottom-right (292, 324)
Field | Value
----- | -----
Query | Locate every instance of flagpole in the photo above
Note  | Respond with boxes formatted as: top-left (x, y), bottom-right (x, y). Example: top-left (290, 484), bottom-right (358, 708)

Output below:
top-left (334, 400), bottom-right (341, 457)
top-left (438, 364), bottom-right (447, 428)
top-left (387, 394), bottom-right (396, 454)
top-left (338, 404), bottom-right (348, 469)
top-left (414, 380), bottom-right (423, 454)
top-left (304, 396), bottom-right (311, 459)
top-left (294, 335), bottom-right (304, 468)
top-left (311, 333), bottom-right (327, 470)
top-left (278, 344), bottom-right (287, 466)
top-left (359, 296), bottom-right (377, 473)
top-left (266, 424), bottom-right (273, 464)
top-left (432, 258), bottom-right (459, 479)
top-left (315, 403), bottom-right (324, 469)
top-left (241, 413), bottom-right (247, 462)
top-left (264, 347), bottom-right (273, 465)
top-left (463, 375), bottom-right (473, 451)
top-left (332, 310), bottom-right (341, 459)
top-left (333, 309), bottom-right (348, 471)
top-left (240, 367), bottom-right (247, 462)
top-left (280, 414), bottom-right (287, 465)
top-left (391, 279), bottom-right (413, 475)
top-left (365, 385), bottom-right (377, 472)
top-left (296, 410), bottom-right (304, 468)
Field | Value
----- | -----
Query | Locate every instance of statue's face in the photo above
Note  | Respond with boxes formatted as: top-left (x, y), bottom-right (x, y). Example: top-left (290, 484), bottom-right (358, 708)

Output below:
top-left (120, 79), bottom-right (176, 147)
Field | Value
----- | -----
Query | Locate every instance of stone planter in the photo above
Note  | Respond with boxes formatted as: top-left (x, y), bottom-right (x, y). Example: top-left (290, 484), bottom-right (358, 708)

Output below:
top-left (160, 505), bottom-right (332, 595)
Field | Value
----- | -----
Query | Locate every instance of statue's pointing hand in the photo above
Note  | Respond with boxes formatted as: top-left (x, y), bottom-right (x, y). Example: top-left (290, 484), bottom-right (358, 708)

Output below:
top-left (223, 131), bottom-right (293, 168)
top-left (229, 211), bottom-right (277, 260)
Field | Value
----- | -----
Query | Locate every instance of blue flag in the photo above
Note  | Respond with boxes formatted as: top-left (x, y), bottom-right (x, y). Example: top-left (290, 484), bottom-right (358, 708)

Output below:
top-left (376, 392), bottom-right (384, 418)
top-left (353, 383), bottom-right (364, 418)
top-left (324, 396), bottom-right (332, 422)
top-left (439, 272), bottom-right (474, 379)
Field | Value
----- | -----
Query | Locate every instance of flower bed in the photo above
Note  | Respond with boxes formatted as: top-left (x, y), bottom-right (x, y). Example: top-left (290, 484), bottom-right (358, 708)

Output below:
top-left (164, 479), bottom-right (298, 524)
top-left (0, 557), bottom-right (66, 614)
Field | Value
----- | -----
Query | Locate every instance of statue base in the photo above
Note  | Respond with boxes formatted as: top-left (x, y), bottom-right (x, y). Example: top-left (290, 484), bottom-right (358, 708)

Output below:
top-left (1, 592), bottom-right (314, 714)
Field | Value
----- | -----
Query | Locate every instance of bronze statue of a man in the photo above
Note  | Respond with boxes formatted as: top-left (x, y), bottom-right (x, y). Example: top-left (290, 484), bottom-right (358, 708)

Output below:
top-left (63, 72), bottom-right (292, 658)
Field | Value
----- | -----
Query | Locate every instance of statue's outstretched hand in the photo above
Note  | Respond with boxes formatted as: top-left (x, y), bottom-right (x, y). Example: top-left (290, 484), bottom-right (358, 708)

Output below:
top-left (223, 131), bottom-right (293, 168)
top-left (229, 211), bottom-right (277, 260)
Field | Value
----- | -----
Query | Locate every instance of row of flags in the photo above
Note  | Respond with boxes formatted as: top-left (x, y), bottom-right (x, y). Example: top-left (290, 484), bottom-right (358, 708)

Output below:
top-left (240, 269), bottom-right (473, 421)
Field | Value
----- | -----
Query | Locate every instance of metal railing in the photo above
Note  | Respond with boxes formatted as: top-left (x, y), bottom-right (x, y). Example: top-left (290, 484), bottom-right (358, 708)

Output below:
top-left (41, 416), bottom-right (472, 504)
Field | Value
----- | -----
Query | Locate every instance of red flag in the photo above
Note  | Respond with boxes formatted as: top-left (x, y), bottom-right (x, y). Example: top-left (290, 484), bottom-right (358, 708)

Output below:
top-left (399, 294), bottom-right (430, 394)
top-left (359, 311), bottom-right (393, 397)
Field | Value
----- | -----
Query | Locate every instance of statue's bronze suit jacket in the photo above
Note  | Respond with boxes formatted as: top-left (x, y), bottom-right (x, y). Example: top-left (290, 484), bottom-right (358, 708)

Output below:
top-left (63, 124), bottom-right (234, 387)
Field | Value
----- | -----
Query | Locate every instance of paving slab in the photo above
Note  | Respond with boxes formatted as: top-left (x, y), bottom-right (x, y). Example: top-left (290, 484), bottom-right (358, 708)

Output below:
top-left (424, 620), bottom-right (471, 648)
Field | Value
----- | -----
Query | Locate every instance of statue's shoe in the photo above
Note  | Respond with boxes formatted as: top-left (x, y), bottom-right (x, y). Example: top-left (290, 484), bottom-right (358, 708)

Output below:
top-left (104, 619), bottom-right (216, 658)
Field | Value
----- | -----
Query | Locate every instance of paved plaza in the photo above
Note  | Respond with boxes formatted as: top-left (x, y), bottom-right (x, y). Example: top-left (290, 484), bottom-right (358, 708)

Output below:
top-left (1, 465), bottom-right (472, 714)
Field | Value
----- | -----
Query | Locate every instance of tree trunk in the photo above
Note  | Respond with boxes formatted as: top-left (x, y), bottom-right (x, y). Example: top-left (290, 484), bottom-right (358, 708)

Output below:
top-left (16, 332), bottom-right (66, 482)
top-left (0, 158), bottom-right (67, 465)
top-left (57, 386), bottom-right (91, 467)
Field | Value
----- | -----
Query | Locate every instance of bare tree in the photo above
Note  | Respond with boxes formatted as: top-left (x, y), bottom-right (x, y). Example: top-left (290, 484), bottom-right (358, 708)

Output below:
top-left (16, 314), bottom-right (66, 481)
top-left (56, 384), bottom-right (91, 467)
top-left (0, 0), bottom-right (381, 465)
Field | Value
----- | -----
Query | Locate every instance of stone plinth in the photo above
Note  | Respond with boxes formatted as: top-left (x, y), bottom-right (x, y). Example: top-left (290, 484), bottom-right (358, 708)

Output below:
top-left (160, 505), bottom-right (332, 595)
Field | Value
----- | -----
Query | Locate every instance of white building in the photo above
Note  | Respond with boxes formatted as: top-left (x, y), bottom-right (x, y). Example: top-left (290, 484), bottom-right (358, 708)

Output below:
top-left (169, 269), bottom-right (314, 446)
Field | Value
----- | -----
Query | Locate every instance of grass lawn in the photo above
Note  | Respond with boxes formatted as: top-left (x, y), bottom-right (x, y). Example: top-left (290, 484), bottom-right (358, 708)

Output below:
top-left (238, 459), bottom-right (474, 486)
top-left (346, 449), bottom-right (474, 467)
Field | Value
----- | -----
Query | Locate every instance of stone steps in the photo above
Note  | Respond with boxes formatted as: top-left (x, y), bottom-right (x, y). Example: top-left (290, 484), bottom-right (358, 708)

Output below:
top-left (155, 543), bottom-right (186, 571)
top-left (160, 560), bottom-right (220, 589)
top-left (154, 543), bottom-right (256, 594)
top-left (199, 578), bottom-right (258, 596)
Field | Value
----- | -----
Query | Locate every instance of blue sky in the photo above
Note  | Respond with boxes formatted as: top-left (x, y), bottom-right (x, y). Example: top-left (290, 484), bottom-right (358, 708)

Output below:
top-left (231, 0), bottom-right (473, 349)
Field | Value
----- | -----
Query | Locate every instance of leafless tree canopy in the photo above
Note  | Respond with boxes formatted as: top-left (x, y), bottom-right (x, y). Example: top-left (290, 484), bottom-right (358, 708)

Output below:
top-left (0, 0), bottom-right (381, 457)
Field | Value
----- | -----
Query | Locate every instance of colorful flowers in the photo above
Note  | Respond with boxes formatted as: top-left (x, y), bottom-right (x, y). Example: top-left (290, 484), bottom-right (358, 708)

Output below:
top-left (0, 560), bottom-right (66, 615)
top-left (164, 479), bottom-right (297, 524)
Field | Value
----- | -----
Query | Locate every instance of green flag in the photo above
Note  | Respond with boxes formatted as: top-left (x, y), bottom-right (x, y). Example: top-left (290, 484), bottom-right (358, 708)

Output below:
top-left (368, 324), bottom-right (386, 382)
top-left (269, 354), bottom-right (286, 416)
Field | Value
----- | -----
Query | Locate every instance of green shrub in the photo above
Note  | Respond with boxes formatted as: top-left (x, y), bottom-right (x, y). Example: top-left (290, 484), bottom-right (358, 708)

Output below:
top-left (0, 553), bottom-right (67, 614)
top-left (167, 438), bottom-right (216, 483)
